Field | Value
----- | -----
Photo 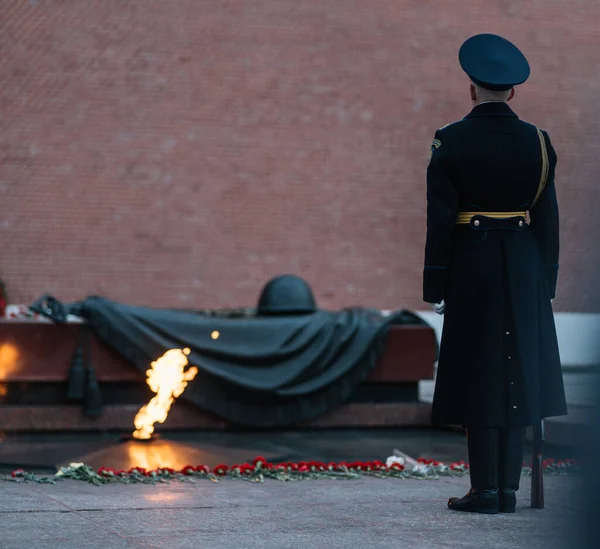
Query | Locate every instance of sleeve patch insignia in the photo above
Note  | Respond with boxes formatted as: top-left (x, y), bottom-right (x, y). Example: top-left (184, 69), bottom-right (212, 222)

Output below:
top-left (427, 139), bottom-right (441, 166)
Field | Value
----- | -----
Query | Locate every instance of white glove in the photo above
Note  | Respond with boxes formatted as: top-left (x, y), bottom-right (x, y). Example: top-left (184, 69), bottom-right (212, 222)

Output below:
top-left (432, 300), bottom-right (445, 315)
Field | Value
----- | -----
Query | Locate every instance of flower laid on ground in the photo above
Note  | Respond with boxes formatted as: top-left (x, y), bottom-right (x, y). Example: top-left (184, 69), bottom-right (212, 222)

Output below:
top-left (0, 456), bottom-right (580, 486)
top-left (522, 458), bottom-right (580, 476)
top-left (385, 456), bottom-right (405, 468)
top-left (213, 464), bottom-right (229, 476)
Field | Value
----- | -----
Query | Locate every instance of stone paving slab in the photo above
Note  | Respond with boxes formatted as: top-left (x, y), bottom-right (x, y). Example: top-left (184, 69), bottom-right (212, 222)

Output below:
top-left (0, 475), bottom-right (580, 549)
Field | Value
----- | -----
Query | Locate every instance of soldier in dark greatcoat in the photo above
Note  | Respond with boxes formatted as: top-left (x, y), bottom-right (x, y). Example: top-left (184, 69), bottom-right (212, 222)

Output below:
top-left (423, 33), bottom-right (567, 514)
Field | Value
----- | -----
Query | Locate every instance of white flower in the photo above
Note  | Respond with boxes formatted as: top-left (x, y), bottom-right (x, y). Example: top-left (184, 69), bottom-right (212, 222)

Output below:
top-left (385, 456), bottom-right (405, 468)
top-left (55, 466), bottom-right (71, 477)
top-left (68, 462), bottom-right (85, 469)
top-left (412, 464), bottom-right (431, 475)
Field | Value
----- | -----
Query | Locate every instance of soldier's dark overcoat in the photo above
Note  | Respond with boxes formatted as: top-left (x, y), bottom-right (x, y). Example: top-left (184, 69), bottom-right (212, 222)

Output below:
top-left (424, 101), bottom-right (567, 427)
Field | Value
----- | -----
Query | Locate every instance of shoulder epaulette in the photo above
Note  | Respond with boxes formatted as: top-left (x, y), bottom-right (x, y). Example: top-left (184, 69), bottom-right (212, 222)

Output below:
top-left (519, 120), bottom-right (538, 130)
top-left (438, 120), bottom-right (463, 131)
top-left (519, 120), bottom-right (548, 138)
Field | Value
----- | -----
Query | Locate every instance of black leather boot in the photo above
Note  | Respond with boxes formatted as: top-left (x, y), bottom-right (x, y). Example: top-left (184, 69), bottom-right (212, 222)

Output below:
top-left (499, 488), bottom-right (516, 513)
top-left (448, 488), bottom-right (499, 514)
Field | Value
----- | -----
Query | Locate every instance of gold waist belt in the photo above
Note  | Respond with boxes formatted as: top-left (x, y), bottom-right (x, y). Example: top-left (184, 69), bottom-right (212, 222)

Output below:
top-left (456, 211), bottom-right (527, 225)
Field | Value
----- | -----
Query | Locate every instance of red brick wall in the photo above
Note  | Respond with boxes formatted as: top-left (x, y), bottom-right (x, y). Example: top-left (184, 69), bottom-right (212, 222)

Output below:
top-left (2, 1), bottom-right (600, 312)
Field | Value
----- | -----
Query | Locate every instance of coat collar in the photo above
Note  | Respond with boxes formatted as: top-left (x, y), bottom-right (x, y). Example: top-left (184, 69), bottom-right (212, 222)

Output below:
top-left (465, 101), bottom-right (519, 119)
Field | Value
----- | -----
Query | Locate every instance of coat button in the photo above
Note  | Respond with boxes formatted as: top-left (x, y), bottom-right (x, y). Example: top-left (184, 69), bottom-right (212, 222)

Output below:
top-left (473, 219), bottom-right (480, 227)
top-left (506, 331), bottom-right (510, 335)
top-left (519, 220), bottom-right (524, 227)
top-left (513, 405), bottom-right (517, 409)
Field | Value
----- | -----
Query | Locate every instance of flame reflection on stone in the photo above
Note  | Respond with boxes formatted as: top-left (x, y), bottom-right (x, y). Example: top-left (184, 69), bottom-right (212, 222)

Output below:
top-left (126, 440), bottom-right (181, 471)
top-left (0, 343), bottom-right (19, 380)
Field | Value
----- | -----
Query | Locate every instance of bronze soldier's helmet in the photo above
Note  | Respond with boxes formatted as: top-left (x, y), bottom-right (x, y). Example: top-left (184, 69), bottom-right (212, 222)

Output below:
top-left (257, 274), bottom-right (317, 315)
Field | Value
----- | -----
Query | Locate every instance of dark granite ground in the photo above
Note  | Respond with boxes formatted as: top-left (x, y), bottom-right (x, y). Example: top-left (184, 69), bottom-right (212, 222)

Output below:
top-left (0, 427), bottom-right (575, 475)
top-left (0, 473), bottom-right (580, 549)
top-left (0, 368), bottom-right (593, 548)
top-left (0, 427), bottom-right (583, 548)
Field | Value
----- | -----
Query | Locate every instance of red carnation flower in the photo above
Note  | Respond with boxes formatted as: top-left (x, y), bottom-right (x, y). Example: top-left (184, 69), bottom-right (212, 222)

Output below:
top-left (181, 465), bottom-right (196, 476)
top-left (253, 456), bottom-right (267, 466)
top-left (327, 462), bottom-right (337, 470)
top-left (98, 467), bottom-right (115, 476)
top-left (213, 464), bottom-right (229, 476)
top-left (390, 463), bottom-right (404, 471)
top-left (298, 465), bottom-right (309, 473)
top-left (11, 469), bottom-right (25, 478)
top-left (129, 467), bottom-right (147, 475)
top-left (289, 463), bottom-right (299, 471)
top-left (196, 465), bottom-right (210, 474)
